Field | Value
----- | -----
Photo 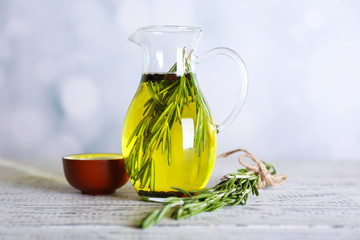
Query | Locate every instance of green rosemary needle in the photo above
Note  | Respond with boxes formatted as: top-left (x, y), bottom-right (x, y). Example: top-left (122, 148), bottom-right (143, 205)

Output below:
top-left (138, 159), bottom-right (284, 229)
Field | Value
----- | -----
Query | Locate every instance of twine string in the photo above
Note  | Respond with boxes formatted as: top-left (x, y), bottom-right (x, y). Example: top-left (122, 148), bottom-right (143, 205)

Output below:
top-left (218, 149), bottom-right (287, 189)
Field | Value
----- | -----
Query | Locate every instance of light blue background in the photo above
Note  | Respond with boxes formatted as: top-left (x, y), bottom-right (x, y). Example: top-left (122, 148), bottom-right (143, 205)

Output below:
top-left (1, 0), bottom-right (359, 170)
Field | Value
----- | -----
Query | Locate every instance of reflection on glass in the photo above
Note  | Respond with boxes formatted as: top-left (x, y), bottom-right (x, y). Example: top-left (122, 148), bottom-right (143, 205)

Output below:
top-left (181, 118), bottom-right (194, 149)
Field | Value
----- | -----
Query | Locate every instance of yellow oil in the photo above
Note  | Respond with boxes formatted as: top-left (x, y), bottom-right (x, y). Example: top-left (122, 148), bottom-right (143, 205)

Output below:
top-left (122, 73), bottom-right (217, 198)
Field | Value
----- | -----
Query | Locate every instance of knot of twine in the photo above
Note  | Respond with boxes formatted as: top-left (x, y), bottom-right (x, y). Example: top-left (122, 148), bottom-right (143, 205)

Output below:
top-left (218, 149), bottom-right (287, 189)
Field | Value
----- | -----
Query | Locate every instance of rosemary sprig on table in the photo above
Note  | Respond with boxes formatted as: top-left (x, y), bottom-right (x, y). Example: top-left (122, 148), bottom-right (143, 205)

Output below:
top-left (138, 149), bottom-right (287, 229)
top-left (126, 48), bottom-right (210, 191)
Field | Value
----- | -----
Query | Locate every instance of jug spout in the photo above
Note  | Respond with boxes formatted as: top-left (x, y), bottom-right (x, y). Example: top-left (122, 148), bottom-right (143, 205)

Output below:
top-left (128, 28), bottom-right (143, 46)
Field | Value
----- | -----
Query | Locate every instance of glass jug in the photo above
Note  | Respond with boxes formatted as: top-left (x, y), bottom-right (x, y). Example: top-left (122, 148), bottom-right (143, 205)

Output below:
top-left (122, 26), bottom-right (248, 199)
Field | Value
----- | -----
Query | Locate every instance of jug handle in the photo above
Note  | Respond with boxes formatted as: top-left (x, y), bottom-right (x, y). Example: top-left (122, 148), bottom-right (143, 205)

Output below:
top-left (196, 47), bottom-right (248, 133)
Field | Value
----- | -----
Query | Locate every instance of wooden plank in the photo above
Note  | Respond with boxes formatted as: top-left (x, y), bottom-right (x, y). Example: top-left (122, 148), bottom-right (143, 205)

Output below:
top-left (0, 158), bottom-right (359, 239)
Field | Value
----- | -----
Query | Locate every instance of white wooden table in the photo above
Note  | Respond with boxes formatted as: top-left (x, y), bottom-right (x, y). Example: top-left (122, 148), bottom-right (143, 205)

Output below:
top-left (0, 157), bottom-right (359, 240)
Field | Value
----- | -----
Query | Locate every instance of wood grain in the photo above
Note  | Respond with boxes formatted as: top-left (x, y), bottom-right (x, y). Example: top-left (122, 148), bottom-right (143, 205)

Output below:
top-left (0, 158), bottom-right (359, 239)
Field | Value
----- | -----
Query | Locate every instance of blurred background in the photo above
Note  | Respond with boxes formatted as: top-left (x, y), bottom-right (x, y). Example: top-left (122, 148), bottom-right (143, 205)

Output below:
top-left (1, 0), bottom-right (359, 172)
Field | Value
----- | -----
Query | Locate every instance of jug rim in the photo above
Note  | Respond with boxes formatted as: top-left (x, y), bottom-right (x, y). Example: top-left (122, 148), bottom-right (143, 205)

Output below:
top-left (132, 25), bottom-right (203, 34)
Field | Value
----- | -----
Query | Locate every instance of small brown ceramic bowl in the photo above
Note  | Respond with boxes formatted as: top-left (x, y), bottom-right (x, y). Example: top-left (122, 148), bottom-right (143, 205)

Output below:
top-left (62, 153), bottom-right (128, 195)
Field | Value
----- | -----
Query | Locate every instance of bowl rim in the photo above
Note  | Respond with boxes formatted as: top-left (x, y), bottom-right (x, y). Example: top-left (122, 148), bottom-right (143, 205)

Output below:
top-left (62, 153), bottom-right (124, 161)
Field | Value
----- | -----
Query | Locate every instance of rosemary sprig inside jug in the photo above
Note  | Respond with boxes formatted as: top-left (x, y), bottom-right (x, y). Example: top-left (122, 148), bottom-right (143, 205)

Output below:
top-left (125, 49), bottom-right (211, 192)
